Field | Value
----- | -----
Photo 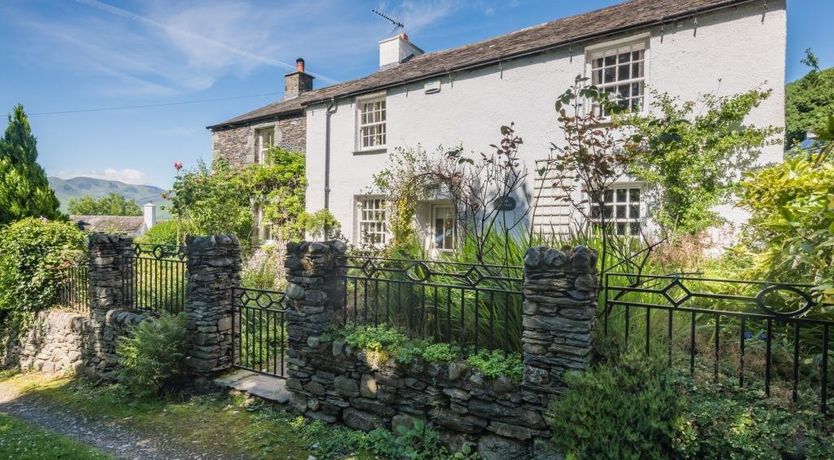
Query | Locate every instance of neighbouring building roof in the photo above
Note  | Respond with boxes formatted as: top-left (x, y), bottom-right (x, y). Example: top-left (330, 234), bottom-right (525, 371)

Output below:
top-left (207, 0), bottom-right (756, 130)
top-left (70, 215), bottom-right (146, 236)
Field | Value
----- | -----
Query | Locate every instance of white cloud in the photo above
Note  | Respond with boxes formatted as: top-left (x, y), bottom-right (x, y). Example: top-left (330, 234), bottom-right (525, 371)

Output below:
top-left (54, 168), bottom-right (150, 185)
top-left (7, 0), bottom-right (466, 98)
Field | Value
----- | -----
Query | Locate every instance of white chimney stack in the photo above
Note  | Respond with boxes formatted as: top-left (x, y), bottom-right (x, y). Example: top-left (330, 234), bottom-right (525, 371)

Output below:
top-left (143, 203), bottom-right (156, 230)
top-left (379, 33), bottom-right (423, 69)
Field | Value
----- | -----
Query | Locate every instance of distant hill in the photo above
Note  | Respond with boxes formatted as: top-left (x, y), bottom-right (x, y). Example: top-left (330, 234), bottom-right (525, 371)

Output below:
top-left (49, 177), bottom-right (170, 217)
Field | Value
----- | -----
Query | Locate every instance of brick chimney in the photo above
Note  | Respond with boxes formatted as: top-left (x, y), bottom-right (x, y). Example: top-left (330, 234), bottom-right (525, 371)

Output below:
top-left (379, 33), bottom-right (423, 69)
top-left (284, 58), bottom-right (314, 100)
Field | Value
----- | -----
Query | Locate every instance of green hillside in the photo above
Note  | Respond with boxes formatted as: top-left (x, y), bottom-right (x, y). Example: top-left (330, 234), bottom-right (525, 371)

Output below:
top-left (49, 176), bottom-right (170, 217)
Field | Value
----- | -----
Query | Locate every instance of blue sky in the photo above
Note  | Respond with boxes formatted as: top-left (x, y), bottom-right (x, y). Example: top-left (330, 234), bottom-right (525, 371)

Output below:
top-left (0, 0), bottom-right (830, 189)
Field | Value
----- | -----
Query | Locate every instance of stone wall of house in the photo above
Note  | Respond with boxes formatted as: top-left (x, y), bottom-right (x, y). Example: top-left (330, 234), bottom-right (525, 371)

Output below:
top-left (211, 114), bottom-right (306, 168)
top-left (283, 241), bottom-right (598, 459)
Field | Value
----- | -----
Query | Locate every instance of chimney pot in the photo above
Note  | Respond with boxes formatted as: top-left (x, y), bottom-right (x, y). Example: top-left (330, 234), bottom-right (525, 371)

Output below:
top-left (296, 58), bottom-right (305, 73)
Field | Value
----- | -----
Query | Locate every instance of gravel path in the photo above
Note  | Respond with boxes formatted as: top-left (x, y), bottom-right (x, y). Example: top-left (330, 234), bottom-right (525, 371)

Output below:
top-left (0, 381), bottom-right (231, 459)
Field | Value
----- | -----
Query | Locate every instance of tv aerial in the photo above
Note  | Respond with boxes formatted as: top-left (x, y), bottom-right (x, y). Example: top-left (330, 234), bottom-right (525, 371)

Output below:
top-left (372, 8), bottom-right (405, 35)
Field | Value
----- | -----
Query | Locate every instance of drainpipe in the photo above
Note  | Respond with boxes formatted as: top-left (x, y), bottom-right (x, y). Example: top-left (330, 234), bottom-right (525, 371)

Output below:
top-left (323, 98), bottom-right (337, 236)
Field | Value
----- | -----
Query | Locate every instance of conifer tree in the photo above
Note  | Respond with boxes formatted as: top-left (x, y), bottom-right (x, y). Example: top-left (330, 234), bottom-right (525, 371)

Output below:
top-left (0, 104), bottom-right (62, 225)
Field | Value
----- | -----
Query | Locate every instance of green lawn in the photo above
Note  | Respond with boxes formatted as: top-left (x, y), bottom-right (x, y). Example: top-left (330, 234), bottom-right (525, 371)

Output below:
top-left (0, 412), bottom-right (111, 460)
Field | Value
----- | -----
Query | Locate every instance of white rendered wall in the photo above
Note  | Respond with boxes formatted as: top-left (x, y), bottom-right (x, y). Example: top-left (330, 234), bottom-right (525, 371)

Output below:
top-left (305, 1), bottom-right (787, 244)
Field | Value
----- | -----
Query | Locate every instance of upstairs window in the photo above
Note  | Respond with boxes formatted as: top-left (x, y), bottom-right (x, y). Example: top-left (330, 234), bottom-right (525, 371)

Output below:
top-left (589, 186), bottom-right (642, 236)
top-left (356, 197), bottom-right (389, 246)
top-left (357, 96), bottom-right (386, 151)
top-left (254, 126), bottom-right (275, 164)
top-left (432, 205), bottom-right (456, 251)
top-left (589, 43), bottom-right (645, 116)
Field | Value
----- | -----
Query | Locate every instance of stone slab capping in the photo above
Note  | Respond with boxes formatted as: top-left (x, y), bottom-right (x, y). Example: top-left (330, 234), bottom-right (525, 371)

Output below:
top-left (521, 245), bottom-right (598, 403)
top-left (184, 235), bottom-right (242, 382)
top-left (87, 232), bottom-right (134, 323)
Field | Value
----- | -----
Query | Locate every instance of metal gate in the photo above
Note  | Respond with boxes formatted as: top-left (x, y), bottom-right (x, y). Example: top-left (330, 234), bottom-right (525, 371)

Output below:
top-left (231, 287), bottom-right (288, 378)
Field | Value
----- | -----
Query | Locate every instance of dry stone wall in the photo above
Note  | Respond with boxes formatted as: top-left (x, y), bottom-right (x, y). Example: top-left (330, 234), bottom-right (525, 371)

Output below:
top-left (283, 241), bottom-right (599, 460)
top-left (17, 310), bottom-right (89, 375)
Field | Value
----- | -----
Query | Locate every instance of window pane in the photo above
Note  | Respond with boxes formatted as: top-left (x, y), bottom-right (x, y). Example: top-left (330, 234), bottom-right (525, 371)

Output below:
top-left (604, 190), bottom-right (614, 202)
top-left (618, 52), bottom-right (631, 63)
top-left (618, 64), bottom-right (630, 80)
top-left (630, 222), bottom-right (641, 235)
top-left (630, 189), bottom-right (640, 202)
top-left (604, 55), bottom-right (616, 66)
top-left (616, 223), bottom-right (626, 235)
top-left (604, 67), bottom-right (615, 83)
top-left (603, 205), bottom-right (613, 219)
top-left (630, 204), bottom-right (640, 218)
top-left (616, 205), bottom-right (626, 218)
top-left (632, 62), bottom-right (644, 78)
top-left (616, 189), bottom-right (627, 202)
top-left (632, 50), bottom-right (643, 61)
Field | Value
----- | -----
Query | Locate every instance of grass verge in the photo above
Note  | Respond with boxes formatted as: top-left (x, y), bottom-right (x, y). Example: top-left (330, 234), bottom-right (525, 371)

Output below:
top-left (0, 372), bottom-right (313, 459)
top-left (0, 412), bottom-right (111, 459)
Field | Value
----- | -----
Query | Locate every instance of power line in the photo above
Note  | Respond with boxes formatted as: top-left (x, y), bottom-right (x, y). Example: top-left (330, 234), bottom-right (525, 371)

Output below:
top-left (29, 92), bottom-right (281, 116)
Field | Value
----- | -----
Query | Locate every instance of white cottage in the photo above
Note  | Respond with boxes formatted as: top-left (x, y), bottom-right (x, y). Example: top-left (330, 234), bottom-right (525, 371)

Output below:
top-left (209, 0), bottom-right (786, 248)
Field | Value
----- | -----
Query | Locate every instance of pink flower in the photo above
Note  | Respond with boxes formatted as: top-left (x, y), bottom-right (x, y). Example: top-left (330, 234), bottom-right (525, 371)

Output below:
top-left (174, 161), bottom-right (183, 172)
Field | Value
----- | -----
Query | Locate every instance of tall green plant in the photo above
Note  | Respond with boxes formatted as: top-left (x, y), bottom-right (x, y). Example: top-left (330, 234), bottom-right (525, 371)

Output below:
top-left (117, 313), bottom-right (189, 398)
top-left (0, 104), bottom-right (62, 225)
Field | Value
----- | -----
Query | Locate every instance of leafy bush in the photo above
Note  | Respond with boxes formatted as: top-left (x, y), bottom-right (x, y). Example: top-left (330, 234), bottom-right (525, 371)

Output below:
top-left (739, 153), bottom-right (834, 290)
top-left (548, 350), bottom-right (684, 459)
top-left (116, 313), bottom-right (188, 398)
top-left (549, 348), bottom-right (834, 460)
top-left (293, 415), bottom-right (472, 460)
top-left (136, 220), bottom-right (182, 246)
top-left (677, 383), bottom-right (830, 459)
top-left (167, 159), bottom-right (253, 242)
top-left (0, 218), bottom-right (85, 320)
top-left (466, 350), bottom-right (523, 382)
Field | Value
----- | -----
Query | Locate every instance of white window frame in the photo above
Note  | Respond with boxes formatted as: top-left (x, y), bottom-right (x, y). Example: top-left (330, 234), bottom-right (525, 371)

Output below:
top-left (586, 36), bottom-right (648, 117)
top-left (254, 125), bottom-right (275, 164)
top-left (355, 196), bottom-right (389, 247)
top-left (355, 94), bottom-right (387, 152)
top-left (431, 204), bottom-right (456, 251)
top-left (588, 185), bottom-right (644, 237)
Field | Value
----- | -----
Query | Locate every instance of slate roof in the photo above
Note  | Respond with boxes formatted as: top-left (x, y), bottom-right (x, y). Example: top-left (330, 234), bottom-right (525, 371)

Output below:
top-left (70, 215), bottom-right (146, 236)
top-left (207, 0), bottom-right (755, 130)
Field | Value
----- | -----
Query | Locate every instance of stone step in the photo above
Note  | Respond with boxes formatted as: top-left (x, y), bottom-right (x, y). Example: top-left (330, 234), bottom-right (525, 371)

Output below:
top-left (214, 369), bottom-right (291, 404)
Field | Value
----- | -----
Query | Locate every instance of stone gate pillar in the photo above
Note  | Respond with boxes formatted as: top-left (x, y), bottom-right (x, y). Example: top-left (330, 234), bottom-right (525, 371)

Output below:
top-left (88, 233), bottom-right (133, 323)
top-left (521, 246), bottom-right (598, 406)
top-left (184, 235), bottom-right (242, 383)
top-left (283, 241), bottom-right (347, 414)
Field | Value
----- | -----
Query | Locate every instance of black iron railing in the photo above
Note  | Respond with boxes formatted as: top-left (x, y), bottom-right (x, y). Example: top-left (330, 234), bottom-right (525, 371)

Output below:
top-left (55, 261), bottom-right (89, 311)
top-left (337, 256), bottom-right (524, 353)
top-left (232, 287), bottom-right (287, 378)
top-left (123, 244), bottom-right (187, 314)
top-left (604, 273), bottom-right (834, 412)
